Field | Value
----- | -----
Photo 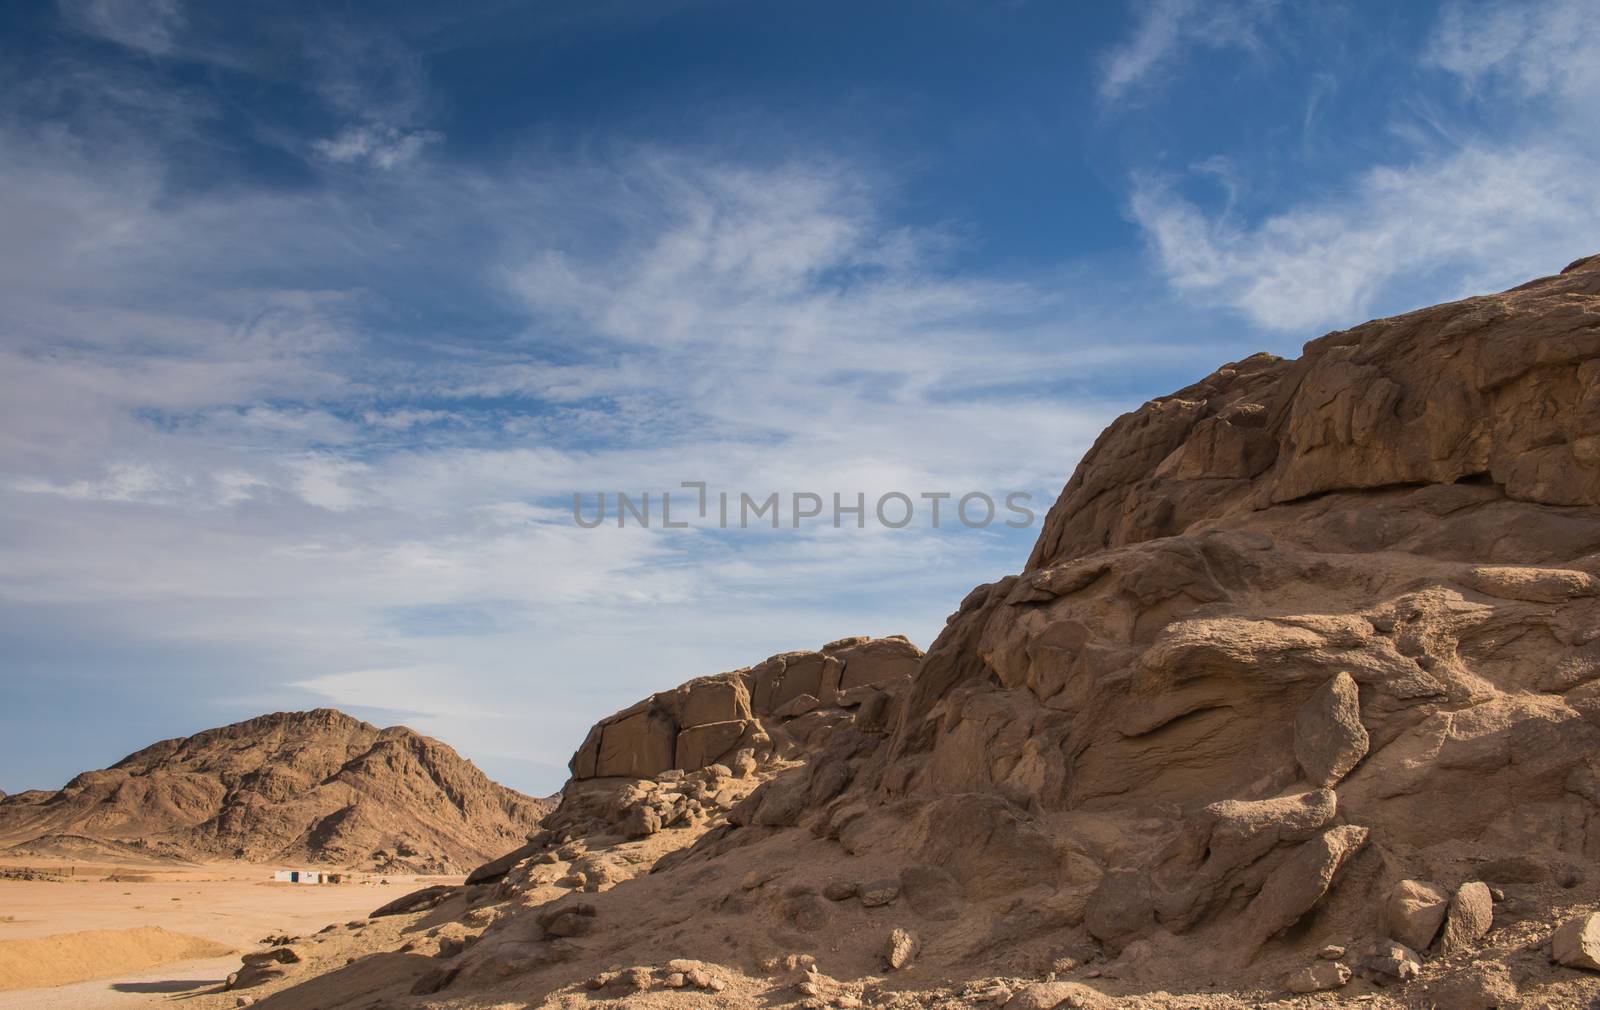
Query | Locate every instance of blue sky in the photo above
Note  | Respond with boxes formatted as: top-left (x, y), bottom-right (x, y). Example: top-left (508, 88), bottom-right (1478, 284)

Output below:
top-left (1, 0), bottom-right (1596, 796)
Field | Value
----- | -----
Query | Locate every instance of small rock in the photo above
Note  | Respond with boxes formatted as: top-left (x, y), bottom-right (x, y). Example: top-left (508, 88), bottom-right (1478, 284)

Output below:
top-left (685, 967), bottom-right (712, 988)
top-left (543, 911), bottom-right (592, 937)
top-left (860, 879), bottom-right (901, 907)
top-left (731, 748), bottom-right (758, 778)
top-left (824, 879), bottom-right (859, 901)
top-left (742, 868), bottom-right (774, 890)
top-left (835, 996), bottom-right (862, 1009)
top-left (1287, 961), bottom-right (1351, 993)
top-left (586, 971), bottom-right (617, 990)
top-left (1317, 944), bottom-right (1347, 959)
top-left (234, 998), bottom-right (255, 1008)
top-left (1553, 912), bottom-right (1600, 971)
top-left (1361, 939), bottom-right (1421, 985)
top-left (617, 967), bottom-right (652, 992)
top-left (884, 927), bottom-right (918, 970)
top-left (763, 952), bottom-right (816, 973)
top-left (664, 971), bottom-right (686, 988)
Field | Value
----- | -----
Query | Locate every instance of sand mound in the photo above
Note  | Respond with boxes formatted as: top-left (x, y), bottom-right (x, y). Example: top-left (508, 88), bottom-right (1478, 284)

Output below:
top-left (177, 255), bottom-right (1600, 1007)
top-left (0, 926), bottom-right (233, 991)
top-left (0, 709), bottom-right (553, 872)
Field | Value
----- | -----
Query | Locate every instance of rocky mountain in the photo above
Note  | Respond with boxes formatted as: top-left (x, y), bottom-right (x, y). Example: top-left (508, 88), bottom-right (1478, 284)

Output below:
top-left (194, 254), bottom-right (1600, 1009)
top-left (0, 709), bottom-right (551, 871)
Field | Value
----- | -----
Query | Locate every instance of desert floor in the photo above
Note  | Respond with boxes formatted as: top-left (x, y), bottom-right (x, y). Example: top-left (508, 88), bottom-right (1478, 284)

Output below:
top-left (0, 858), bottom-right (458, 1009)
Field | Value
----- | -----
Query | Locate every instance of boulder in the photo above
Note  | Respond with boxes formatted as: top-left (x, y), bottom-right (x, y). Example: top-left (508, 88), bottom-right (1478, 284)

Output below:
top-left (621, 804), bottom-right (661, 839)
top-left (370, 884), bottom-right (454, 918)
top-left (465, 840), bottom-right (540, 886)
top-left (1381, 879), bottom-right (1449, 951)
top-left (730, 748), bottom-right (758, 778)
top-left (1241, 825), bottom-right (1368, 952)
top-left (595, 708), bottom-right (676, 778)
top-left (226, 946), bottom-right (304, 990)
top-left (768, 653), bottom-right (831, 710)
top-left (675, 720), bottom-right (750, 770)
top-left (1552, 912), bottom-right (1600, 971)
top-left (832, 636), bottom-right (922, 692)
top-left (1438, 881), bottom-right (1494, 953)
top-left (676, 675), bottom-right (752, 726)
top-left (1293, 672), bottom-right (1368, 786)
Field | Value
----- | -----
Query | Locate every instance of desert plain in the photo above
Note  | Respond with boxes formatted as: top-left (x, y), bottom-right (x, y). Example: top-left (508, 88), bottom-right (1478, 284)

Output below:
top-left (0, 857), bottom-right (458, 1008)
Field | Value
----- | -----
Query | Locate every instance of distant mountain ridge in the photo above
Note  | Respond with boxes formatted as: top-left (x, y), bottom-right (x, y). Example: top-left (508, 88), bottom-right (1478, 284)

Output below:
top-left (0, 708), bottom-right (551, 871)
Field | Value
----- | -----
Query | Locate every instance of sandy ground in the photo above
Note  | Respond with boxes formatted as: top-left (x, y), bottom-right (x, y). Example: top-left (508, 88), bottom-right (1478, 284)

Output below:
top-left (0, 858), bottom-right (458, 1009)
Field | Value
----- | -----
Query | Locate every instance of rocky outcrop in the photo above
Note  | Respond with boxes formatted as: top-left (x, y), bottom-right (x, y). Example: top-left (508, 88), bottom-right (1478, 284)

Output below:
top-left (511, 636), bottom-right (923, 855)
top-left (568, 636), bottom-right (922, 780)
top-left (1027, 254), bottom-right (1600, 571)
top-left (0, 709), bottom-right (551, 870)
top-left (780, 254), bottom-right (1600, 974)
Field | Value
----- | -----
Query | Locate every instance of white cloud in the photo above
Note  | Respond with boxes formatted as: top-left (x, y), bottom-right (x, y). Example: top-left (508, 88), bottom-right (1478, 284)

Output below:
top-left (312, 124), bottom-right (442, 170)
top-left (1128, 0), bottom-right (1600, 333)
top-left (60, 0), bottom-right (185, 56)
top-left (1098, 0), bottom-right (1277, 106)
top-left (1130, 144), bottom-right (1600, 332)
top-left (1425, 0), bottom-right (1600, 104)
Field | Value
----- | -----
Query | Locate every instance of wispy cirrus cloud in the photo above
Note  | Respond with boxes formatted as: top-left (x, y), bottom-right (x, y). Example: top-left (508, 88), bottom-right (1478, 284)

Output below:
top-left (1098, 0), bottom-right (1278, 106)
top-left (1424, 0), bottom-right (1600, 103)
top-left (59, 0), bottom-right (186, 56)
top-left (1125, 0), bottom-right (1600, 333)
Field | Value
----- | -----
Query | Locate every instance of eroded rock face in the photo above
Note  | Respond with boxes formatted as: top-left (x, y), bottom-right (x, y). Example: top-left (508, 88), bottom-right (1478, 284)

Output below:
top-left (1027, 255), bottom-right (1600, 572)
top-left (568, 636), bottom-right (923, 780)
top-left (835, 254), bottom-right (1600, 967)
